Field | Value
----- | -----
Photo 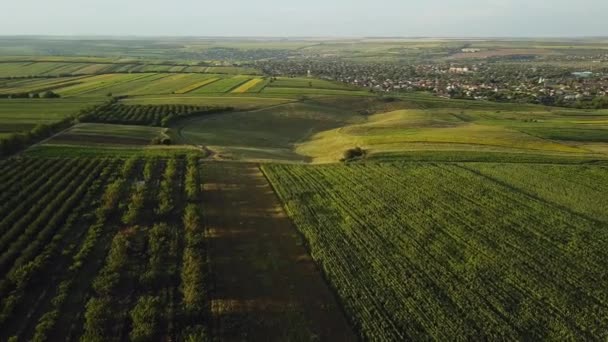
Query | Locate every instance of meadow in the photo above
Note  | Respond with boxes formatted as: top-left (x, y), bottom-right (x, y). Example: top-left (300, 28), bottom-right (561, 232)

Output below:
top-left (172, 95), bottom-right (608, 163)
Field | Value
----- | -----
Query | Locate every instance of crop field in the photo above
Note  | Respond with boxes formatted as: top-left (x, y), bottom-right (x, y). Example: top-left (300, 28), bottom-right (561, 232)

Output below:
top-left (24, 145), bottom-right (202, 158)
top-left (0, 76), bottom-right (91, 95)
top-left (81, 103), bottom-right (221, 126)
top-left (122, 73), bottom-right (219, 96)
top-left (203, 66), bottom-right (260, 75)
top-left (0, 61), bottom-right (261, 77)
top-left (262, 87), bottom-right (370, 96)
top-left (54, 73), bottom-right (157, 97)
top-left (0, 156), bottom-right (211, 341)
top-left (231, 78), bottom-right (264, 93)
top-left (51, 73), bottom-right (268, 97)
top-left (267, 77), bottom-right (356, 90)
top-left (190, 75), bottom-right (252, 94)
top-left (263, 162), bottom-right (608, 341)
top-left (0, 98), bottom-right (103, 134)
top-left (45, 123), bottom-right (165, 146)
top-left (60, 74), bottom-right (175, 97)
top-left (122, 95), bottom-right (294, 110)
top-left (174, 77), bottom-right (220, 94)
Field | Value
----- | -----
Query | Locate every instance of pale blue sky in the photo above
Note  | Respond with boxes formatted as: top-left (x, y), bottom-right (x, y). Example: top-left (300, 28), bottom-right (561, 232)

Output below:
top-left (2, 0), bottom-right (606, 37)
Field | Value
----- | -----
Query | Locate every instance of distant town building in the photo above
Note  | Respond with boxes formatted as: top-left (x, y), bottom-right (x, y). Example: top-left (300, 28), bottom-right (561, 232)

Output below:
top-left (572, 71), bottom-right (593, 78)
top-left (449, 67), bottom-right (470, 73)
top-left (461, 48), bottom-right (481, 53)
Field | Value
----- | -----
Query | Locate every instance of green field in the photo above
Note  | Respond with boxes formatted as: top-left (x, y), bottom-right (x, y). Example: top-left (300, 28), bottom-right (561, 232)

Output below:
top-left (174, 102), bottom-right (363, 161)
top-left (45, 123), bottom-right (166, 146)
top-left (0, 60), bottom-right (262, 78)
top-left (0, 76), bottom-right (90, 95)
top-left (171, 96), bottom-right (608, 163)
top-left (121, 95), bottom-right (294, 110)
top-left (267, 77), bottom-right (356, 90)
top-left (0, 98), bottom-right (103, 134)
top-left (263, 162), bottom-right (608, 340)
top-left (190, 75), bottom-right (251, 93)
top-left (24, 144), bottom-right (201, 157)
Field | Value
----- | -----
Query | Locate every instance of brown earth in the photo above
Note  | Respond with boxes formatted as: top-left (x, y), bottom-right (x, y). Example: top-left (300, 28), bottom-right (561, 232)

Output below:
top-left (202, 162), bottom-right (356, 341)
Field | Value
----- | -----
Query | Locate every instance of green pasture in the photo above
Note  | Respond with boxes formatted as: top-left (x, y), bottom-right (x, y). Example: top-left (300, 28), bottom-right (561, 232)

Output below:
top-left (0, 98), bottom-right (103, 134)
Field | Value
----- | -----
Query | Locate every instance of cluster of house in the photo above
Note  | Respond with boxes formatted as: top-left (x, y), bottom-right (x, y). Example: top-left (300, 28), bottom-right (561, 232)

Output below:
top-left (258, 59), bottom-right (608, 106)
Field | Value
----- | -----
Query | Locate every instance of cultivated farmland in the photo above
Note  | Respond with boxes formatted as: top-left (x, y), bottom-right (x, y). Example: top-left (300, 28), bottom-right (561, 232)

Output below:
top-left (80, 102), bottom-right (231, 126)
top-left (1, 38), bottom-right (608, 341)
top-left (0, 98), bottom-right (103, 134)
top-left (263, 162), bottom-right (608, 341)
top-left (0, 156), bottom-right (209, 341)
top-left (45, 123), bottom-right (167, 146)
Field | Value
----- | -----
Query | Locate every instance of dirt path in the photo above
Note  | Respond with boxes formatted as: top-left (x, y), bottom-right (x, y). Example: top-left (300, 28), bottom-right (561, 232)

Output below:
top-left (202, 162), bottom-right (356, 341)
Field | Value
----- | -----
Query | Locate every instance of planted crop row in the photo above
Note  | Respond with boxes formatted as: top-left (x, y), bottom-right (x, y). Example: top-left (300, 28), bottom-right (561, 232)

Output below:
top-left (80, 103), bottom-right (232, 127)
top-left (1, 156), bottom-right (211, 341)
top-left (0, 159), bottom-right (119, 337)
top-left (262, 162), bottom-right (608, 341)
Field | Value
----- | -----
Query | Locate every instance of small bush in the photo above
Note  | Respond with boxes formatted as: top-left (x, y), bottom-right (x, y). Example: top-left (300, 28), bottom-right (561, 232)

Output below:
top-left (342, 147), bottom-right (366, 161)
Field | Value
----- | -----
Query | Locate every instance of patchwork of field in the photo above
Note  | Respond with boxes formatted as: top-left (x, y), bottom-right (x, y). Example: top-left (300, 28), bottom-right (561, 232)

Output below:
top-left (189, 75), bottom-right (252, 94)
top-left (122, 96), bottom-right (294, 110)
top-left (5, 74), bottom-right (277, 98)
top-left (0, 61), bottom-right (260, 77)
top-left (0, 76), bottom-right (90, 95)
top-left (54, 73), bottom-right (159, 97)
top-left (0, 72), bottom-right (374, 100)
top-left (0, 98), bottom-right (103, 134)
top-left (263, 162), bottom-right (608, 340)
top-left (44, 123), bottom-right (165, 146)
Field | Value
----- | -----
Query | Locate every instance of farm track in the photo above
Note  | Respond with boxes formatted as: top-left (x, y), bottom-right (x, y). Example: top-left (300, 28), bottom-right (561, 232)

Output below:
top-left (202, 162), bottom-right (355, 341)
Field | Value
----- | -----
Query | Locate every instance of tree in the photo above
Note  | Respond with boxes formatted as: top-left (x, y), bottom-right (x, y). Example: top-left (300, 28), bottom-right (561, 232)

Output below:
top-left (41, 91), bottom-right (60, 99)
top-left (342, 147), bottom-right (366, 161)
top-left (129, 296), bottom-right (161, 342)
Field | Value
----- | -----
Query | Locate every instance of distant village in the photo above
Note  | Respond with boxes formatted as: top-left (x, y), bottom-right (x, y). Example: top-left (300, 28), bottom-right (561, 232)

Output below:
top-left (257, 57), bottom-right (608, 108)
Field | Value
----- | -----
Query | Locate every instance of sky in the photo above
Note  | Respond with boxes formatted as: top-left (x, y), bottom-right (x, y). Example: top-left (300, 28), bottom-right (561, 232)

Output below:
top-left (1, 0), bottom-right (607, 37)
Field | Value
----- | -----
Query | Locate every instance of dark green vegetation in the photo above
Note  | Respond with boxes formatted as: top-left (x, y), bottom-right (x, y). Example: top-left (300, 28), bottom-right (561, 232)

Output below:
top-left (263, 162), bottom-right (608, 340)
top-left (0, 156), bottom-right (209, 341)
top-left (80, 102), bottom-right (233, 127)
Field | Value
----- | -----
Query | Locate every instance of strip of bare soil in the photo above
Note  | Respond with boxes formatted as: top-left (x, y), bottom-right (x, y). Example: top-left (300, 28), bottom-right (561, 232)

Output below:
top-left (202, 162), bottom-right (356, 341)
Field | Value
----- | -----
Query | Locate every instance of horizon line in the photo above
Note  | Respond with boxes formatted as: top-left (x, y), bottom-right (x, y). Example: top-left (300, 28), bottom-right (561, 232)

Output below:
top-left (0, 35), bottom-right (607, 40)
